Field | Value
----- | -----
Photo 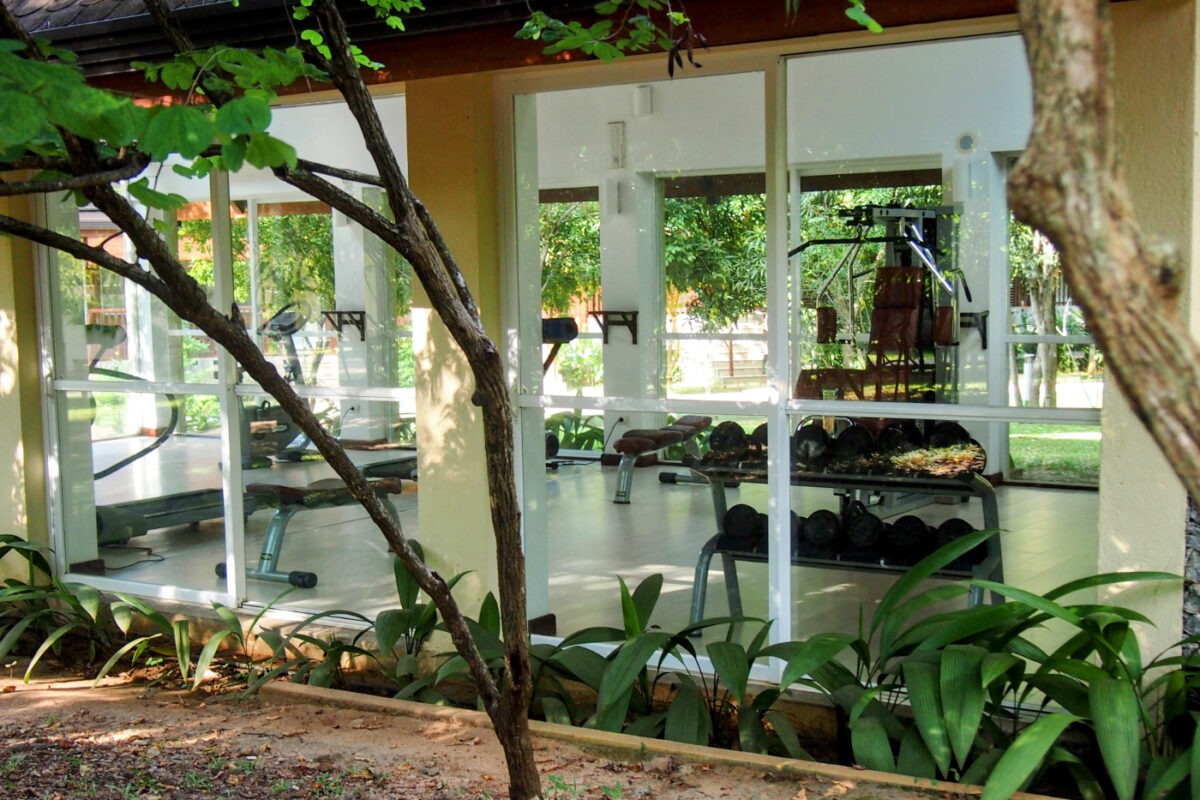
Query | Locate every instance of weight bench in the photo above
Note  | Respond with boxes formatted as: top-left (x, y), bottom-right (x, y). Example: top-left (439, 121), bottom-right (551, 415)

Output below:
top-left (612, 415), bottom-right (712, 504)
top-left (216, 476), bottom-right (406, 588)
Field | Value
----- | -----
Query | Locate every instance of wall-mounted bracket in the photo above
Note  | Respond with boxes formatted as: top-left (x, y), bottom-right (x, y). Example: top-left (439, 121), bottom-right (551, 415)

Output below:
top-left (959, 310), bottom-right (988, 349)
top-left (322, 310), bottom-right (366, 341)
top-left (588, 310), bottom-right (638, 344)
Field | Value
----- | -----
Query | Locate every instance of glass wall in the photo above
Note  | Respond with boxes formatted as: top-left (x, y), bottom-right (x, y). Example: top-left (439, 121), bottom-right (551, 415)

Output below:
top-left (513, 34), bottom-right (1101, 650)
top-left (44, 95), bottom-right (413, 612)
top-left (514, 72), bottom-right (770, 642)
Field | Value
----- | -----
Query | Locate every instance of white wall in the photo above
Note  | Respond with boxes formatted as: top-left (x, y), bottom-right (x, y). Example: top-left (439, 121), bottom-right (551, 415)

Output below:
top-left (536, 72), bottom-right (766, 185)
top-left (786, 35), bottom-right (1032, 168)
top-left (158, 95), bottom-right (410, 202)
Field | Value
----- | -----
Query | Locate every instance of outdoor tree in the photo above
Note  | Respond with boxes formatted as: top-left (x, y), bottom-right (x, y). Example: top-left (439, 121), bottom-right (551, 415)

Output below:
top-left (1008, 219), bottom-right (1063, 407)
top-left (2, 0), bottom-right (1198, 798)
top-left (0, 0), bottom-right (545, 796)
top-left (1007, 0), bottom-right (1200, 508)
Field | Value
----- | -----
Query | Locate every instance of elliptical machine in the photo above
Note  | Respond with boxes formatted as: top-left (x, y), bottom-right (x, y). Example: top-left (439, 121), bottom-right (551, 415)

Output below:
top-left (241, 301), bottom-right (313, 467)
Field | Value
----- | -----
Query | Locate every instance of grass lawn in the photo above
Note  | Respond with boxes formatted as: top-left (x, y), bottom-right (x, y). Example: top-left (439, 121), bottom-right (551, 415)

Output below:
top-left (1009, 423), bottom-right (1101, 486)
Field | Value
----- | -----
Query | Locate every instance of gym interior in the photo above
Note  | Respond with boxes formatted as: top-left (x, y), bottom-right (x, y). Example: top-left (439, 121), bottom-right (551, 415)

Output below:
top-left (43, 33), bottom-right (1105, 651)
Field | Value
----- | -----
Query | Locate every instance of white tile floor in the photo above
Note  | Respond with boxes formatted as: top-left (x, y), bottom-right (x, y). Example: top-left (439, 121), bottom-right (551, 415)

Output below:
top-left (85, 437), bottom-right (1100, 645)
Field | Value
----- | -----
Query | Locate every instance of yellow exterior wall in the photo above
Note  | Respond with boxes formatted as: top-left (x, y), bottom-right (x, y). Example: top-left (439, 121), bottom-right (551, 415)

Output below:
top-left (0, 193), bottom-right (48, 580)
top-left (405, 72), bottom-right (503, 609)
top-left (1101, 0), bottom-right (1197, 654)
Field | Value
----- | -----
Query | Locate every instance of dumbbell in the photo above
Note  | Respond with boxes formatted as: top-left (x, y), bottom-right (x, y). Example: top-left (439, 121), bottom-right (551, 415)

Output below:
top-left (709, 420), bottom-right (747, 455)
top-left (793, 423), bottom-right (831, 468)
top-left (928, 421), bottom-right (971, 448)
top-left (721, 503), bottom-right (762, 552)
top-left (937, 518), bottom-right (987, 565)
top-left (749, 422), bottom-right (769, 453)
top-left (834, 425), bottom-right (876, 462)
top-left (843, 501), bottom-right (884, 549)
top-left (803, 508), bottom-right (842, 546)
top-left (876, 421), bottom-right (924, 455)
top-left (887, 515), bottom-right (932, 558)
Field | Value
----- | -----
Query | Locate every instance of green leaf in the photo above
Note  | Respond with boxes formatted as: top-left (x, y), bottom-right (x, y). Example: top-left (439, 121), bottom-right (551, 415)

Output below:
top-left (982, 713), bottom-right (1079, 800)
top-left (663, 678), bottom-right (710, 745)
top-left (596, 632), bottom-right (668, 714)
top-left (1192, 721), bottom-right (1200, 800)
top-left (375, 608), bottom-right (411, 654)
top-left (941, 645), bottom-right (986, 769)
top-left (764, 709), bottom-right (813, 760)
top-left (981, 652), bottom-right (1021, 688)
top-left (1142, 751), bottom-right (1191, 800)
top-left (707, 640), bottom-right (750, 701)
top-left (1043, 570), bottom-right (1178, 602)
top-left (478, 591), bottom-right (500, 637)
top-left (393, 546), bottom-right (423, 609)
top-left (75, 584), bottom-right (101, 622)
top-left (244, 132), bottom-right (297, 169)
top-left (192, 629), bottom-right (235, 691)
top-left (870, 528), bottom-right (996, 641)
top-left (845, 4), bottom-right (883, 34)
top-left (618, 576), bottom-right (640, 638)
top-left (541, 696), bottom-right (573, 726)
top-left (850, 714), bottom-right (895, 773)
top-left (549, 646), bottom-right (609, 692)
top-left (738, 700), bottom-right (767, 754)
top-left (94, 635), bottom-right (159, 685)
top-left (902, 660), bottom-right (951, 775)
top-left (126, 178), bottom-right (187, 212)
top-left (0, 91), bottom-right (47, 148)
top-left (896, 726), bottom-right (937, 778)
top-left (1088, 678), bottom-right (1139, 800)
top-left (215, 96), bottom-right (271, 137)
top-left (621, 710), bottom-right (665, 738)
top-left (959, 747), bottom-right (1004, 787)
top-left (630, 573), bottom-right (663, 632)
top-left (24, 622), bottom-right (84, 682)
top-left (173, 619), bottom-right (191, 682)
top-left (142, 104), bottom-right (214, 160)
top-left (764, 632), bottom-right (854, 689)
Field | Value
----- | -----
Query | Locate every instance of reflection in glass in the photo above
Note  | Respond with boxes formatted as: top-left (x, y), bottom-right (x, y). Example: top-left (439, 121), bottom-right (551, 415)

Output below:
top-left (663, 181), bottom-right (768, 399)
top-left (1007, 217), bottom-right (1102, 410)
top-left (78, 387), bottom-right (227, 591)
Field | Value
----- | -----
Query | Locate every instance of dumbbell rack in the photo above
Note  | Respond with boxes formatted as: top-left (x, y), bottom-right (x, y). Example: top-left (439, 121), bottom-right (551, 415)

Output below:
top-left (687, 465), bottom-right (1001, 627)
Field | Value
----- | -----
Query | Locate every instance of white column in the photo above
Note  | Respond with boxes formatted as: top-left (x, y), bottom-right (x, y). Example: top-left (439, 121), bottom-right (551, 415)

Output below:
top-left (332, 185), bottom-right (395, 439)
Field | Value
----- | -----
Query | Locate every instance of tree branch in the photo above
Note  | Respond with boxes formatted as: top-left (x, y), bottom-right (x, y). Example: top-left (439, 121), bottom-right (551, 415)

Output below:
top-left (0, 153), bottom-right (151, 196)
top-left (0, 212), bottom-right (176, 301)
top-left (294, 158), bottom-right (384, 187)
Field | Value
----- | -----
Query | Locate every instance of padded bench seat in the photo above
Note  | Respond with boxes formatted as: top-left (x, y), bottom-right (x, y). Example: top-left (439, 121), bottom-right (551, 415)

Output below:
top-left (612, 415), bottom-right (712, 504)
top-left (216, 476), bottom-right (406, 588)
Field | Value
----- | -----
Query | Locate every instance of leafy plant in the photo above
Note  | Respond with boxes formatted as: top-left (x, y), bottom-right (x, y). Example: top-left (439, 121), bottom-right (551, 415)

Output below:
top-left (545, 412), bottom-right (604, 451)
top-left (0, 536), bottom-right (124, 681)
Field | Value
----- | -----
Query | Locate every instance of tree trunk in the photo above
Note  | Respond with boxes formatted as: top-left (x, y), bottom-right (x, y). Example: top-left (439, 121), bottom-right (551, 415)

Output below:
top-left (0, 3), bottom-right (544, 797)
top-left (1010, 0), bottom-right (1200, 517)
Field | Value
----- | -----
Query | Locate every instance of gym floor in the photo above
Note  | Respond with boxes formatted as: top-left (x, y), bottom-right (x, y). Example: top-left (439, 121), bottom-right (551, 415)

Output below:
top-left (87, 436), bottom-right (1099, 647)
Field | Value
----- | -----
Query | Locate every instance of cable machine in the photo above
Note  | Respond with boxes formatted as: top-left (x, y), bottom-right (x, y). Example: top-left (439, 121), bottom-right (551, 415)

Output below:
top-left (790, 204), bottom-right (967, 403)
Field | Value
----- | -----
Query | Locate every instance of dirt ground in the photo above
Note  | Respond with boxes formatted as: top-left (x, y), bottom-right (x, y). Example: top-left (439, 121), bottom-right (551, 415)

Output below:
top-left (0, 666), bottom-right (969, 800)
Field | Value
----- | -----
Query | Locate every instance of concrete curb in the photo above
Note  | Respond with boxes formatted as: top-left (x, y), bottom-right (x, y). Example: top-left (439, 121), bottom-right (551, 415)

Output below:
top-left (260, 682), bottom-right (1059, 799)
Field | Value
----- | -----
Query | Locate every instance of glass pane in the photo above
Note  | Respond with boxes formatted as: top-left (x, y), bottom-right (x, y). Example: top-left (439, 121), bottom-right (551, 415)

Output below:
top-left (520, 72), bottom-right (768, 642)
top-left (49, 197), bottom-right (220, 385)
top-left (233, 393), bottom-right (417, 611)
top-left (68, 389), bottom-right (228, 592)
top-left (227, 97), bottom-right (412, 395)
top-left (1008, 422), bottom-right (1100, 486)
top-left (783, 36), bottom-right (1098, 638)
top-left (664, 186), bottom-right (768, 399)
top-left (1007, 217), bottom-right (1103, 410)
